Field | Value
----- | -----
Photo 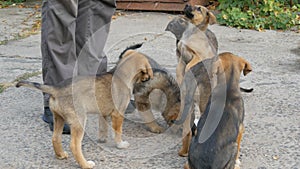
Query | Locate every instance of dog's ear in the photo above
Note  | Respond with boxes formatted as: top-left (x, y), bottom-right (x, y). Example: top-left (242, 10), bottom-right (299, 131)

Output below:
top-left (240, 58), bottom-right (252, 76)
top-left (208, 11), bottom-right (217, 25)
top-left (145, 62), bottom-right (153, 79)
top-left (138, 62), bottom-right (153, 82)
top-left (122, 50), bottom-right (136, 59)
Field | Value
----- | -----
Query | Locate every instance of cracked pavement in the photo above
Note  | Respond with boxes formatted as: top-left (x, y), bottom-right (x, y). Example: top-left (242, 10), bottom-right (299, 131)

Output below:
top-left (0, 4), bottom-right (299, 169)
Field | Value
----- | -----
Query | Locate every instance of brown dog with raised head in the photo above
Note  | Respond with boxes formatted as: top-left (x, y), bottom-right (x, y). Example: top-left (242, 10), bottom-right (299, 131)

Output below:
top-left (179, 53), bottom-right (252, 169)
top-left (16, 45), bottom-right (153, 169)
top-left (166, 4), bottom-right (218, 85)
top-left (166, 4), bottom-right (219, 157)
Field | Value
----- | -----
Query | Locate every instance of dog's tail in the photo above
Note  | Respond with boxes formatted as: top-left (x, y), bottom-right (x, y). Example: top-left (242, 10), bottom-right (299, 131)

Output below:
top-left (16, 81), bottom-right (57, 96)
top-left (172, 71), bottom-right (197, 125)
top-left (240, 87), bottom-right (253, 93)
top-left (119, 43), bottom-right (143, 59)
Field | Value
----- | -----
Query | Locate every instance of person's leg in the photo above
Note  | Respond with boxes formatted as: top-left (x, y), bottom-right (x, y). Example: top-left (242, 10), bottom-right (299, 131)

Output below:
top-left (41, 0), bottom-right (78, 134)
top-left (75, 0), bottom-right (137, 113)
top-left (75, 0), bottom-right (116, 76)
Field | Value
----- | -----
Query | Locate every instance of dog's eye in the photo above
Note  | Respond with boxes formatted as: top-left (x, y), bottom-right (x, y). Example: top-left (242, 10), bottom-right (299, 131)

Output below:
top-left (197, 7), bottom-right (201, 12)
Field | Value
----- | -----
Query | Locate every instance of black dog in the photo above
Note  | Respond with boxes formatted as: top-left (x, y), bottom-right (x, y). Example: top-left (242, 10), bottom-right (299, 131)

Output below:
top-left (181, 54), bottom-right (251, 169)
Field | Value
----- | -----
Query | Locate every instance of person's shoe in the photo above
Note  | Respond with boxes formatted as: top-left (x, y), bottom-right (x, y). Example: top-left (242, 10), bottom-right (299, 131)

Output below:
top-left (43, 107), bottom-right (71, 134)
top-left (125, 100), bottom-right (136, 114)
top-left (49, 122), bottom-right (71, 135)
top-left (42, 107), bottom-right (53, 123)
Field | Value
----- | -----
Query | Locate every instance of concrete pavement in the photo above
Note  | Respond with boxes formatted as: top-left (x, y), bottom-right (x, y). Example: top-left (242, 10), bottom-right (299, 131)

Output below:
top-left (0, 4), bottom-right (299, 169)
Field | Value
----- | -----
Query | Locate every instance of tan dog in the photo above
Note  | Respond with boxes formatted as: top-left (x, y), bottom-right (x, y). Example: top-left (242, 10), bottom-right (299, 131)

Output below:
top-left (177, 53), bottom-right (252, 169)
top-left (114, 44), bottom-right (197, 158)
top-left (176, 4), bottom-right (217, 85)
top-left (219, 53), bottom-right (252, 169)
top-left (184, 4), bottom-right (217, 31)
top-left (165, 5), bottom-right (218, 156)
top-left (109, 44), bottom-right (181, 134)
top-left (16, 47), bottom-right (153, 169)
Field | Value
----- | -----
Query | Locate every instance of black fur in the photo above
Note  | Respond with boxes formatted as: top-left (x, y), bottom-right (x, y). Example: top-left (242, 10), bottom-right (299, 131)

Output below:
top-left (240, 87), bottom-right (253, 93)
top-left (188, 64), bottom-right (244, 169)
top-left (109, 43), bottom-right (144, 74)
top-left (184, 4), bottom-right (194, 19)
top-left (172, 58), bottom-right (214, 125)
top-left (119, 43), bottom-right (143, 59)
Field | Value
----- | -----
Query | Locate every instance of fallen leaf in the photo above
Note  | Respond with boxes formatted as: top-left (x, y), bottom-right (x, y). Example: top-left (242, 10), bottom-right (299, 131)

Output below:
top-left (112, 15), bottom-right (117, 20)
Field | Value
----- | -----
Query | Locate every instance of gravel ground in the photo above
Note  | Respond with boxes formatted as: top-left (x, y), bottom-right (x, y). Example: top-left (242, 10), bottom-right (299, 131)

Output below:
top-left (0, 5), bottom-right (299, 169)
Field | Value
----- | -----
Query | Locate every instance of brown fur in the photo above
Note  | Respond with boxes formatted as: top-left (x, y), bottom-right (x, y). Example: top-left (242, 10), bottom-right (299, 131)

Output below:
top-left (16, 52), bottom-right (153, 169)
top-left (170, 5), bottom-right (218, 157)
top-left (176, 5), bottom-right (218, 85)
top-left (110, 44), bottom-right (183, 134)
top-left (118, 47), bottom-right (197, 157)
top-left (184, 5), bottom-right (217, 31)
top-left (133, 70), bottom-right (182, 133)
top-left (176, 52), bottom-right (252, 157)
top-left (182, 53), bottom-right (252, 169)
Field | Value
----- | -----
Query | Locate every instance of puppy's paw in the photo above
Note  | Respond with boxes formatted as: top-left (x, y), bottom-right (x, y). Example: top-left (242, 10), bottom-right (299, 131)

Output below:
top-left (234, 159), bottom-right (241, 169)
top-left (116, 141), bottom-right (130, 149)
top-left (99, 138), bottom-right (107, 143)
top-left (56, 151), bottom-right (68, 160)
top-left (149, 125), bottom-right (164, 133)
top-left (178, 149), bottom-right (188, 157)
top-left (184, 162), bottom-right (190, 169)
top-left (85, 161), bottom-right (95, 169)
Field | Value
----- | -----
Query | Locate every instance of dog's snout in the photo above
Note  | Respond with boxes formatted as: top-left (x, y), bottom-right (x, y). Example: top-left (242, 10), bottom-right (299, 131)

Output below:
top-left (196, 6), bottom-right (201, 12)
top-left (184, 4), bottom-right (194, 19)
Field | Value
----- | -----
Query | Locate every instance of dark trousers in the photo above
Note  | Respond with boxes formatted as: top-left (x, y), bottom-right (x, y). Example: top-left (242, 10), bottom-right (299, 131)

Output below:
top-left (41, 0), bottom-right (116, 106)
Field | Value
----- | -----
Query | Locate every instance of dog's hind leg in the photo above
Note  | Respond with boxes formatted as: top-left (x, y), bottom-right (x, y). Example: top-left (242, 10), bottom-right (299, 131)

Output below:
top-left (111, 110), bottom-right (130, 149)
top-left (52, 111), bottom-right (68, 160)
top-left (235, 124), bottom-right (245, 169)
top-left (70, 116), bottom-right (95, 169)
top-left (98, 115), bottom-right (108, 143)
top-left (178, 113), bottom-right (193, 157)
top-left (184, 162), bottom-right (190, 169)
top-left (135, 95), bottom-right (164, 133)
top-left (140, 110), bottom-right (164, 133)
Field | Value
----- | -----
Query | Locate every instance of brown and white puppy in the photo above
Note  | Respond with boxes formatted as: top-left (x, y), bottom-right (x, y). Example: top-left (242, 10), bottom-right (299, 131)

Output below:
top-left (15, 46), bottom-right (153, 169)
top-left (166, 4), bottom-right (218, 85)
top-left (179, 53), bottom-right (252, 169)
top-left (184, 4), bottom-right (217, 31)
top-left (115, 44), bottom-right (197, 158)
top-left (109, 43), bottom-right (182, 134)
top-left (166, 5), bottom-right (218, 156)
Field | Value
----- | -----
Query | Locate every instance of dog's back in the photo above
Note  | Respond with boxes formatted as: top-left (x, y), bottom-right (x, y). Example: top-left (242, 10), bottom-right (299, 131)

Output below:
top-left (16, 73), bottom-right (115, 115)
top-left (188, 63), bottom-right (245, 169)
top-left (188, 93), bottom-right (243, 169)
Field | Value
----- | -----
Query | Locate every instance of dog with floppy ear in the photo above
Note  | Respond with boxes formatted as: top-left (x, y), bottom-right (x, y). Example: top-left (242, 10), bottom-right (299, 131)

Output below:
top-left (109, 43), bottom-right (183, 134)
top-left (178, 53), bottom-right (252, 169)
top-left (165, 6), bottom-right (218, 156)
top-left (184, 4), bottom-right (217, 31)
top-left (116, 44), bottom-right (198, 158)
top-left (15, 45), bottom-right (153, 169)
top-left (166, 4), bottom-right (218, 85)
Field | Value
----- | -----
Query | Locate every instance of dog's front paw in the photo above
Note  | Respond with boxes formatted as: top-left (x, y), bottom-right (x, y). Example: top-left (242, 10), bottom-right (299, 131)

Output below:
top-left (149, 125), bottom-right (164, 133)
top-left (178, 149), bottom-right (188, 157)
top-left (234, 159), bottom-right (241, 169)
top-left (84, 161), bottom-right (95, 169)
top-left (56, 151), bottom-right (68, 160)
top-left (184, 162), bottom-right (190, 169)
top-left (99, 138), bottom-right (107, 143)
top-left (116, 141), bottom-right (130, 149)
